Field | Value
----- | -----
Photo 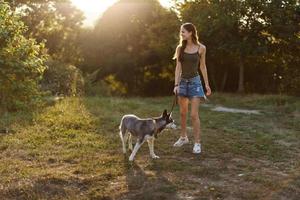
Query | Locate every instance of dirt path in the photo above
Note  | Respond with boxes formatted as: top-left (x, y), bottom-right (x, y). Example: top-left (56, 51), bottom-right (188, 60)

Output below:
top-left (201, 103), bottom-right (261, 114)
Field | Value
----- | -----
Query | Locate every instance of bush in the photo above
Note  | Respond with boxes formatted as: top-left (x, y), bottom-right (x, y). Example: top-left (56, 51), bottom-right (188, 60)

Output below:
top-left (41, 60), bottom-right (85, 96)
top-left (0, 1), bottom-right (48, 112)
top-left (84, 79), bottom-right (112, 97)
top-left (83, 69), bottom-right (111, 96)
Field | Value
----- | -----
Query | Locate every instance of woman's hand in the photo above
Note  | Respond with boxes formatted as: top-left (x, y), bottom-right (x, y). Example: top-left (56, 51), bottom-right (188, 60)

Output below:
top-left (205, 85), bottom-right (211, 96)
top-left (173, 86), bottom-right (179, 95)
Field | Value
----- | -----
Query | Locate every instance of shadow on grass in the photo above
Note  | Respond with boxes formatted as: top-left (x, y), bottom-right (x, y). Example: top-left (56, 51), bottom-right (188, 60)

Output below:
top-left (1, 176), bottom-right (90, 199)
top-left (80, 96), bottom-right (179, 199)
top-left (120, 155), bottom-right (179, 200)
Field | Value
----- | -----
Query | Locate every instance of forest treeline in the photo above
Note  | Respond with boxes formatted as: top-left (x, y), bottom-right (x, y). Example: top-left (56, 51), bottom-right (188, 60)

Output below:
top-left (0, 0), bottom-right (299, 111)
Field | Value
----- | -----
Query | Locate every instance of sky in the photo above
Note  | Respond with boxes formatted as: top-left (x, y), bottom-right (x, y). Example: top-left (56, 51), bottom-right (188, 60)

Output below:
top-left (70, 0), bottom-right (176, 27)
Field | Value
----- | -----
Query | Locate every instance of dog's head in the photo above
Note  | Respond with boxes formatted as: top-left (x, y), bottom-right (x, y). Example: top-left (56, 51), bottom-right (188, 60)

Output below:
top-left (162, 109), bottom-right (177, 130)
top-left (154, 110), bottom-right (175, 137)
top-left (162, 109), bottom-right (174, 125)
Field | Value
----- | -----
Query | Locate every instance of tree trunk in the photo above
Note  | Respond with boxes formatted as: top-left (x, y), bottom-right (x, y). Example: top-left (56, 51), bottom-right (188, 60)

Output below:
top-left (237, 57), bottom-right (245, 93)
top-left (221, 69), bottom-right (228, 91)
top-left (208, 65), bottom-right (217, 91)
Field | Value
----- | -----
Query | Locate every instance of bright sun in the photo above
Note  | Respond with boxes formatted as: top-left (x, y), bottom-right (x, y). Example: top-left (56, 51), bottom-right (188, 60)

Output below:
top-left (71, 0), bottom-right (175, 27)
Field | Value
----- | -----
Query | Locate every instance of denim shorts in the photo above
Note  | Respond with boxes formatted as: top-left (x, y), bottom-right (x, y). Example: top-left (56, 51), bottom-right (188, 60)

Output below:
top-left (178, 75), bottom-right (207, 100)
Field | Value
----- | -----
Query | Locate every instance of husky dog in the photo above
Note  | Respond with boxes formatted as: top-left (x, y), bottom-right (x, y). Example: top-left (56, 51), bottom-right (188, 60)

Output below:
top-left (119, 109), bottom-right (174, 161)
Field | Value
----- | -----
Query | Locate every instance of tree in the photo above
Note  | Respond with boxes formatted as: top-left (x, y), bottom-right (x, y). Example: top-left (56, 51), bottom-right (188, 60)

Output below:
top-left (0, 1), bottom-right (48, 111)
top-left (262, 0), bottom-right (300, 95)
top-left (6, 0), bottom-right (84, 65)
top-left (80, 0), bottom-right (180, 96)
top-left (5, 0), bottom-right (87, 96)
top-left (178, 0), bottom-right (299, 95)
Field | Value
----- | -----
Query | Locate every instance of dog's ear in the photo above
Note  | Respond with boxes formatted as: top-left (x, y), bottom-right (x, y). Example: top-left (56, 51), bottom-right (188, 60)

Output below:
top-left (163, 109), bottom-right (167, 117)
top-left (169, 112), bottom-right (173, 118)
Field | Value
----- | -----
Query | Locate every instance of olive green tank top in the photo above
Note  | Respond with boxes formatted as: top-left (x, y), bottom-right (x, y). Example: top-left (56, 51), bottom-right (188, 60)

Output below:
top-left (181, 47), bottom-right (200, 79)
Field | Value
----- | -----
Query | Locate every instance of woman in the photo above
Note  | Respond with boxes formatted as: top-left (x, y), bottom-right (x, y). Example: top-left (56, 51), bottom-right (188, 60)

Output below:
top-left (173, 22), bottom-right (211, 154)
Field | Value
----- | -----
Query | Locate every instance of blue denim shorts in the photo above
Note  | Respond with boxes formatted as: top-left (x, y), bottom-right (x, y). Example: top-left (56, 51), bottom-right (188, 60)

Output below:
top-left (178, 75), bottom-right (207, 100)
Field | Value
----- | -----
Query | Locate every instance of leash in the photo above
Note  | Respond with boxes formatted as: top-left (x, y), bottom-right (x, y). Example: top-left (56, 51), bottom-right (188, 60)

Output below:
top-left (168, 91), bottom-right (211, 114)
top-left (152, 93), bottom-right (178, 138)
top-left (169, 92), bottom-right (178, 114)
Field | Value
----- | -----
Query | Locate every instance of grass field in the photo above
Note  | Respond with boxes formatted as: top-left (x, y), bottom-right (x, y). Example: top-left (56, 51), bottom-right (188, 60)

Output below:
top-left (0, 93), bottom-right (299, 200)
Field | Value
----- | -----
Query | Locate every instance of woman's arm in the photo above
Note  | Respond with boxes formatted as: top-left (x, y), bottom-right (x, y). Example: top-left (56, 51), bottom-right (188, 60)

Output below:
top-left (174, 46), bottom-right (182, 85)
top-left (174, 46), bottom-right (182, 94)
top-left (199, 45), bottom-right (209, 86)
top-left (199, 45), bottom-right (211, 95)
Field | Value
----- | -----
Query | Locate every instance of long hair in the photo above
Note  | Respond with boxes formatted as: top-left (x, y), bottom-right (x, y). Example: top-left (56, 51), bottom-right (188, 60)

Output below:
top-left (172, 22), bottom-right (200, 62)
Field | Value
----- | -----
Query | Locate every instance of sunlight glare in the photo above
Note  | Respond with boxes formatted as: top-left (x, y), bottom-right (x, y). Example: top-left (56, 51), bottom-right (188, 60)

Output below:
top-left (71, 0), bottom-right (175, 27)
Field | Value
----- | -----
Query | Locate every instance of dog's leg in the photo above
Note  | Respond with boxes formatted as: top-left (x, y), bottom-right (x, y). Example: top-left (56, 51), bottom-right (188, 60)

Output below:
top-left (147, 137), bottom-right (159, 159)
top-left (124, 131), bottom-right (129, 144)
top-left (128, 133), bottom-right (133, 151)
top-left (129, 139), bottom-right (144, 161)
top-left (119, 130), bottom-right (127, 154)
top-left (119, 122), bottom-right (127, 154)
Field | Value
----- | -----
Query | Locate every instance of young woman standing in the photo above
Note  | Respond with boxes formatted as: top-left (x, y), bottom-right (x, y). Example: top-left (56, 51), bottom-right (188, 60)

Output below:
top-left (173, 22), bottom-right (212, 154)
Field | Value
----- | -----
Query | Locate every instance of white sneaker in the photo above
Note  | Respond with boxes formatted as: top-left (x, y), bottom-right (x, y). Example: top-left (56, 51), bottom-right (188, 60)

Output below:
top-left (173, 136), bottom-right (189, 147)
top-left (193, 143), bottom-right (201, 154)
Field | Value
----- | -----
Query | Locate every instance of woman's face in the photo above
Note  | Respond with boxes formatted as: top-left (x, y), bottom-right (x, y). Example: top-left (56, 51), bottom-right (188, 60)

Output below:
top-left (180, 26), bottom-right (192, 40)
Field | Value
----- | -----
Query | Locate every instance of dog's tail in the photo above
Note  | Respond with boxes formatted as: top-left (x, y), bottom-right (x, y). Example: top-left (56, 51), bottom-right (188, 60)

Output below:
top-left (119, 121), bottom-right (122, 130)
top-left (119, 115), bottom-right (126, 131)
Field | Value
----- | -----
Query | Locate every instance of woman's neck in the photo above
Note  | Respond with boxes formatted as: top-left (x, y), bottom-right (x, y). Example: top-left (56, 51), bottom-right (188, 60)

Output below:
top-left (186, 39), bottom-right (193, 46)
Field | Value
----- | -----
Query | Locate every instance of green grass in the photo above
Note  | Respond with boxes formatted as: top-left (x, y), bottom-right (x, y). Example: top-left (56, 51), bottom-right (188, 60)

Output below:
top-left (0, 92), bottom-right (299, 199)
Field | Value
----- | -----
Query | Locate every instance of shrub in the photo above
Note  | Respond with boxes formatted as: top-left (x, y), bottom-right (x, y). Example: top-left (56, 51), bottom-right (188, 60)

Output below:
top-left (41, 60), bottom-right (85, 96)
top-left (0, 1), bottom-right (48, 112)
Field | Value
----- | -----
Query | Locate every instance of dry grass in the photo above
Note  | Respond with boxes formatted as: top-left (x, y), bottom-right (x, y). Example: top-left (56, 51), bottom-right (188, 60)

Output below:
top-left (0, 93), bottom-right (299, 199)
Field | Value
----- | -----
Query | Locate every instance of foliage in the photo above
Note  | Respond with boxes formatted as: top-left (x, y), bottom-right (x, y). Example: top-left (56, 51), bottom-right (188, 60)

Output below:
top-left (6, 0), bottom-right (85, 65)
top-left (41, 60), bottom-right (85, 96)
top-left (79, 0), bottom-right (180, 96)
top-left (0, 1), bottom-right (48, 111)
top-left (178, 0), bottom-right (299, 95)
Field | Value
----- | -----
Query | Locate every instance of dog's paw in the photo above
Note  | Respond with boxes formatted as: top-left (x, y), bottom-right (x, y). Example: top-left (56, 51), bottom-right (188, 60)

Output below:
top-left (122, 147), bottom-right (127, 154)
top-left (129, 157), bottom-right (134, 161)
top-left (151, 154), bottom-right (160, 159)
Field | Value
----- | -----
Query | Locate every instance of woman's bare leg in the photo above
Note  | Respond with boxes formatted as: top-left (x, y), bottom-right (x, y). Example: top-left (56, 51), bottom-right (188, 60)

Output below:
top-left (178, 96), bottom-right (189, 137)
top-left (190, 97), bottom-right (201, 143)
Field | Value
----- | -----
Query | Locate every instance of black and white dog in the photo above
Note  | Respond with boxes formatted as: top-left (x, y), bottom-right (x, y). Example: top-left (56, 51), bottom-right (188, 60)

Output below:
top-left (119, 109), bottom-right (174, 161)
